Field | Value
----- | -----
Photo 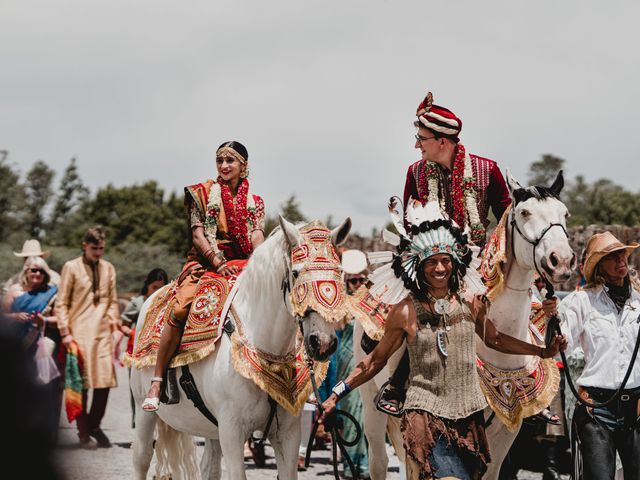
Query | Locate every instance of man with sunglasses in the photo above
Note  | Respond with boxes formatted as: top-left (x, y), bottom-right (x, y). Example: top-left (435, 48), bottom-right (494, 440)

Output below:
top-left (403, 91), bottom-right (510, 247)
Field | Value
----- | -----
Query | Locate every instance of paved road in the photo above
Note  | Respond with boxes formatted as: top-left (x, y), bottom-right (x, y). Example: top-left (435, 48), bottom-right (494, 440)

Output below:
top-left (54, 365), bottom-right (561, 479)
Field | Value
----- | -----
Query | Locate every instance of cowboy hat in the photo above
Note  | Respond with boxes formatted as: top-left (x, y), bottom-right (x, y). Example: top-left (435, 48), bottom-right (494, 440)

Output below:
top-left (13, 239), bottom-right (50, 258)
top-left (583, 231), bottom-right (639, 284)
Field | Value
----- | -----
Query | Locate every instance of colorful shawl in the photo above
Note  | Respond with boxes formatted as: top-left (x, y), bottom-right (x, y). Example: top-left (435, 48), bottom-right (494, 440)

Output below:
top-left (11, 285), bottom-right (57, 351)
top-left (11, 284), bottom-right (57, 314)
top-left (64, 340), bottom-right (84, 422)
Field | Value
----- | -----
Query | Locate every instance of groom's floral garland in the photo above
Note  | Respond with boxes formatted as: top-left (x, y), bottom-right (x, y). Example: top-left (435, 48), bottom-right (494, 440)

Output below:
top-left (424, 144), bottom-right (485, 244)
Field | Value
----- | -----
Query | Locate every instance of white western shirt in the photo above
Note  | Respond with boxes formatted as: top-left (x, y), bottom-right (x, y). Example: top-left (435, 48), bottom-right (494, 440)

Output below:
top-left (560, 285), bottom-right (640, 390)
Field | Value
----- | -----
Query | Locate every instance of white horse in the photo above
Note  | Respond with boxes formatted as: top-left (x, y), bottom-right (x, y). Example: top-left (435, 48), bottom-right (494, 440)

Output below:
top-left (480, 170), bottom-right (574, 479)
top-left (130, 216), bottom-right (351, 480)
top-left (353, 170), bottom-right (575, 479)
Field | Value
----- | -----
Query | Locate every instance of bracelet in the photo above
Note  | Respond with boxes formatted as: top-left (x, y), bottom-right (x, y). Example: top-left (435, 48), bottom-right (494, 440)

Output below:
top-left (205, 250), bottom-right (218, 266)
top-left (216, 262), bottom-right (228, 273)
top-left (331, 380), bottom-right (352, 400)
top-left (539, 346), bottom-right (545, 358)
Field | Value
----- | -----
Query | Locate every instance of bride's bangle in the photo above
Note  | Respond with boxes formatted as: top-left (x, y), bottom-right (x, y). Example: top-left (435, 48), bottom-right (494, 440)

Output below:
top-left (216, 261), bottom-right (228, 273)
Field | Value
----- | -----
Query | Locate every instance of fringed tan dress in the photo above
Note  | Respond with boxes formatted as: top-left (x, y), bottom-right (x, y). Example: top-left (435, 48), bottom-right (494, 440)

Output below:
top-left (401, 296), bottom-right (490, 480)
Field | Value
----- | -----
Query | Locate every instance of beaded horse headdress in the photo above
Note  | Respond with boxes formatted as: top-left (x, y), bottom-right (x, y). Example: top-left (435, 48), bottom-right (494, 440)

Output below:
top-left (289, 221), bottom-right (351, 323)
top-left (367, 199), bottom-right (486, 304)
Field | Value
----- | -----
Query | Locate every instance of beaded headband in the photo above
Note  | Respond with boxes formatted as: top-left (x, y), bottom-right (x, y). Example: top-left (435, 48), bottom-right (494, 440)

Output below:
top-left (216, 146), bottom-right (247, 165)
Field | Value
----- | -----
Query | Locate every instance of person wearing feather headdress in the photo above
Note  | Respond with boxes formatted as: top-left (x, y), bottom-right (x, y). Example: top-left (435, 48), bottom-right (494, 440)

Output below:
top-left (404, 91), bottom-right (511, 247)
top-left (320, 201), bottom-right (566, 480)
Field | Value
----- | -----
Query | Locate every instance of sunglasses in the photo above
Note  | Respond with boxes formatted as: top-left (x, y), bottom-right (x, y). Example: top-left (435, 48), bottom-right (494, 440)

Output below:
top-left (347, 277), bottom-right (366, 285)
top-left (29, 268), bottom-right (45, 274)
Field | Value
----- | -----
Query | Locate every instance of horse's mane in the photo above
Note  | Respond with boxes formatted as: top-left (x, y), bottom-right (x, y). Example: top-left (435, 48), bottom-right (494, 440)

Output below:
top-left (239, 226), bottom-right (290, 300)
top-left (512, 185), bottom-right (559, 205)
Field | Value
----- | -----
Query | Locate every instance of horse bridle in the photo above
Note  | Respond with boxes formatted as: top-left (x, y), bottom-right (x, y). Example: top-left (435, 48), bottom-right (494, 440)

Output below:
top-left (509, 209), bottom-right (569, 288)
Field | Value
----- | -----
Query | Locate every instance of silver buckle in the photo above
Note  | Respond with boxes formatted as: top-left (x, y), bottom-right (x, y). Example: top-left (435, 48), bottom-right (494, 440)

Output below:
top-left (620, 394), bottom-right (630, 401)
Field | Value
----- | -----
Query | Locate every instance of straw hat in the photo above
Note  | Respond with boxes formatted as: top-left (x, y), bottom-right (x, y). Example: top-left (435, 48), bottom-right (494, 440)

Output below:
top-left (583, 231), bottom-right (639, 284)
top-left (13, 239), bottom-right (50, 258)
top-left (341, 249), bottom-right (368, 275)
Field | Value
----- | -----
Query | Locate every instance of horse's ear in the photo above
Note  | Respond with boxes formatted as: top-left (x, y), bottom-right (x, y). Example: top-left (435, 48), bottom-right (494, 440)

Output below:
top-left (549, 170), bottom-right (564, 197)
top-left (331, 217), bottom-right (352, 246)
top-left (505, 169), bottom-right (523, 200)
top-left (279, 215), bottom-right (301, 249)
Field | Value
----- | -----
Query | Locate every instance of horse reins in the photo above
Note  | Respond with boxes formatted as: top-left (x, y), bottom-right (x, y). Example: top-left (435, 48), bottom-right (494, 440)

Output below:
top-left (510, 210), bottom-right (640, 408)
top-left (301, 337), bottom-right (363, 480)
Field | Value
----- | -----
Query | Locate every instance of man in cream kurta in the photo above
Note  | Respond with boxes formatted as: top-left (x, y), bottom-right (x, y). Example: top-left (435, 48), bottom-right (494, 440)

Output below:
top-left (57, 226), bottom-right (122, 448)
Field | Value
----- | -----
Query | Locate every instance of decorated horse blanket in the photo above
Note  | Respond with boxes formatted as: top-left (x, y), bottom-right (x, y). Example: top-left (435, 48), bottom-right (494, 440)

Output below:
top-left (479, 205), bottom-right (511, 302)
top-left (476, 348), bottom-right (560, 432)
top-left (125, 262), bottom-right (244, 369)
top-left (228, 305), bottom-right (328, 416)
top-left (347, 285), bottom-right (391, 341)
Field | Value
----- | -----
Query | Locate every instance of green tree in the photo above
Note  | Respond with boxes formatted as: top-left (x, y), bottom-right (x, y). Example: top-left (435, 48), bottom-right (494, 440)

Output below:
top-left (24, 160), bottom-right (56, 239)
top-left (585, 180), bottom-right (640, 226)
top-left (0, 151), bottom-right (27, 241)
top-left (72, 182), bottom-right (187, 255)
top-left (49, 157), bottom-right (89, 239)
top-left (264, 195), bottom-right (307, 236)
top-left (564, 174), bottom-right (591, 226)
top-left (527, 154), bottom-right (566, 187)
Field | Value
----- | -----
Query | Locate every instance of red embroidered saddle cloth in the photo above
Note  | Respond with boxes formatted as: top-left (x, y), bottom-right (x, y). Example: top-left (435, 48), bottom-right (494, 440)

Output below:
top-left (127, 260), bottom-right (246, 369)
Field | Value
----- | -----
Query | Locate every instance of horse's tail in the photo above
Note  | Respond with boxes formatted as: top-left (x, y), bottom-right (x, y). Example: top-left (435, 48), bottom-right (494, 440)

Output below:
top-left (154, 420), bottom-right (199, 480)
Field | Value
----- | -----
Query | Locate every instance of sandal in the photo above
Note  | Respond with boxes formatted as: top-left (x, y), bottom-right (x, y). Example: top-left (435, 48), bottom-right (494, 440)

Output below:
top-left (142, 377), bottom-right (163, 413)
top-left (374, 381), bottom-right (405, 418)
top-left (536, 408), bottom-right (561, 425)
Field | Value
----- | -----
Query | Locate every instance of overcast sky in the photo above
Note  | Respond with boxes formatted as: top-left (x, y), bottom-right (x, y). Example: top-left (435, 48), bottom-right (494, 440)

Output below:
top-left (2, 1), bottom-right (639, 235)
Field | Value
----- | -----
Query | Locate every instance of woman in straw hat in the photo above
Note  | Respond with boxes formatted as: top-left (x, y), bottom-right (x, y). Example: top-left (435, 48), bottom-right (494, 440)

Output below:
top-left (2, 240), bottom-right (60, 296)
top-left (560, 231), bottom-right (640, 480)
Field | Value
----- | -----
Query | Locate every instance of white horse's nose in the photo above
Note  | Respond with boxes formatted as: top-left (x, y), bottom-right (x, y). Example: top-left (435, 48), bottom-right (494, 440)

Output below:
top-left (543, 248), bottom-right (575, 282)
top-left (306, 332), bottom-right (338, 362)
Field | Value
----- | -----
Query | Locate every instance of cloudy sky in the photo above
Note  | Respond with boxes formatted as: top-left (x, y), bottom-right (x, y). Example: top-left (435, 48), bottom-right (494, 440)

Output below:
top-left (2, 1), bottom-right (638, 234)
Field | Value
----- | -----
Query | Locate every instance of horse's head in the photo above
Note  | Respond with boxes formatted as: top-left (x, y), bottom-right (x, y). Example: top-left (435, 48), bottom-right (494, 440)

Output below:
top-left (279, 215), bottom-right (352, 362)
top-left (506, 170), bottom-right (576, 283)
